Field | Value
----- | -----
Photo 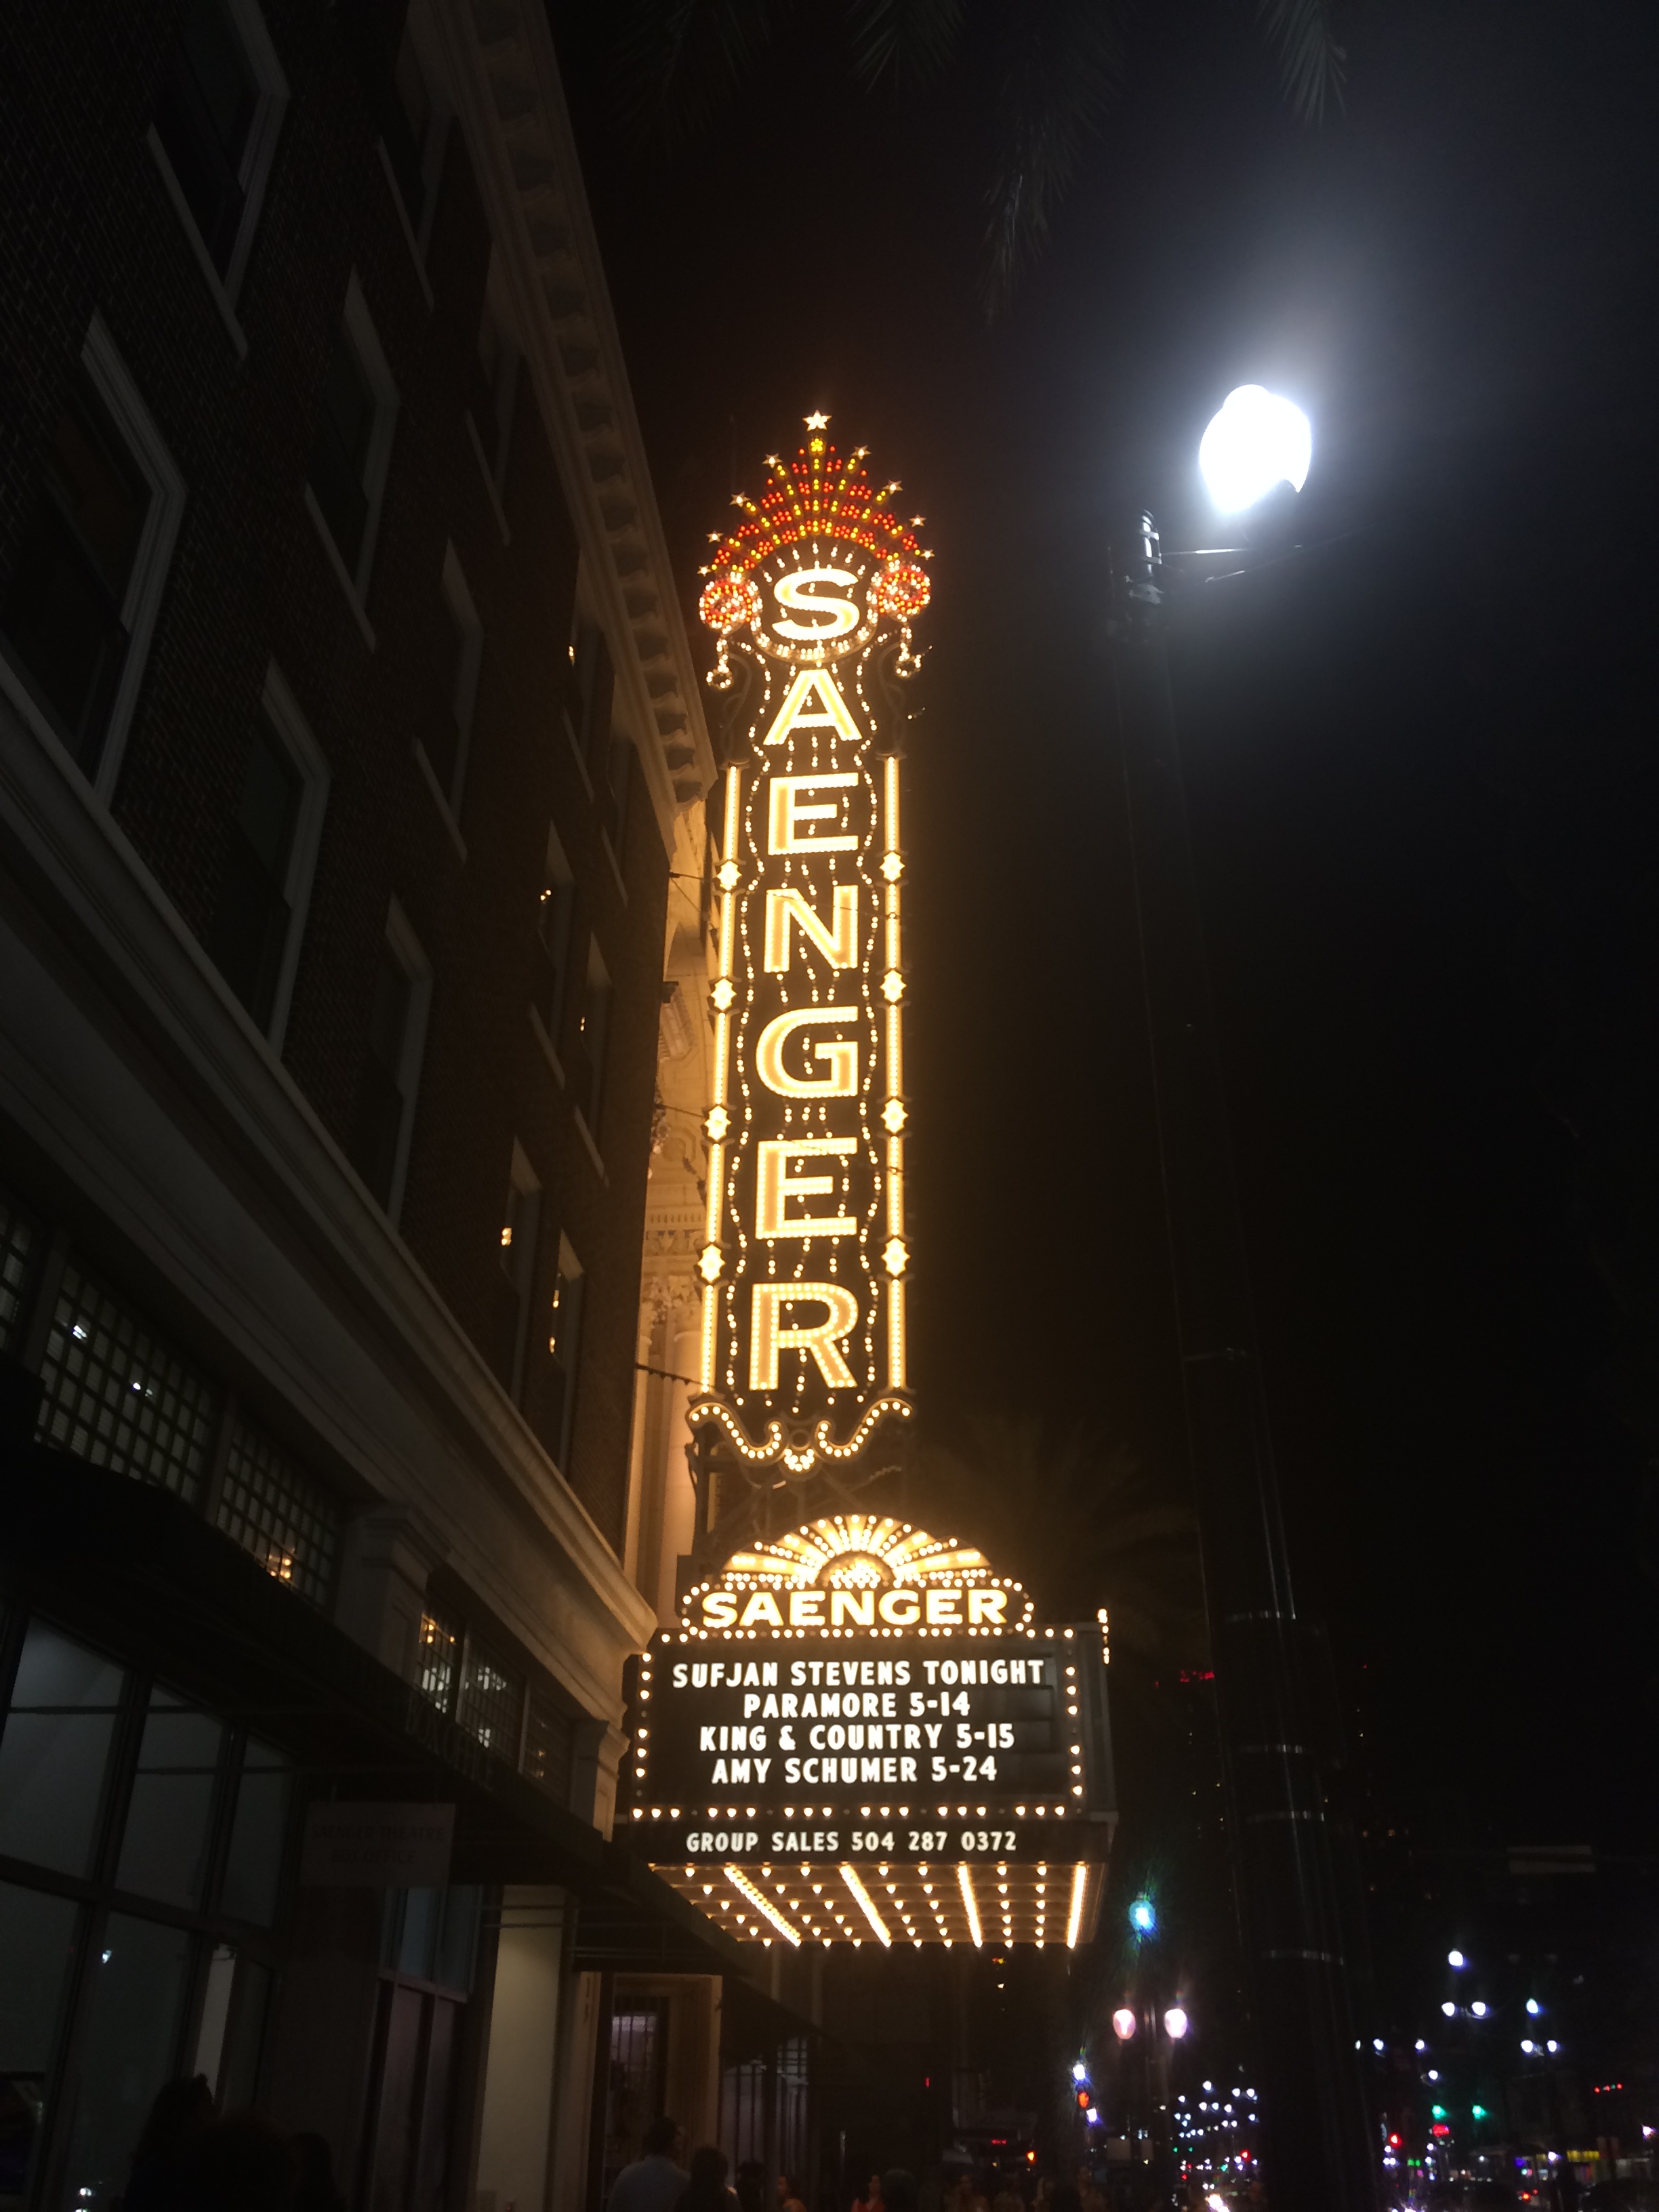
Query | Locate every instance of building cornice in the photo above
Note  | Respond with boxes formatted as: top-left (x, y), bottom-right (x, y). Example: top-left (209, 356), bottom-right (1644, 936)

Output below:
top-left (433, 0), bottom-right (714, 850)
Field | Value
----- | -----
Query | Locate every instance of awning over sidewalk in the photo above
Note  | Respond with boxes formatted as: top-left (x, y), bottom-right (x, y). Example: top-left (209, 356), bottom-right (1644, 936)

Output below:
top-left (0, 1437), bottom-right (742, 1977)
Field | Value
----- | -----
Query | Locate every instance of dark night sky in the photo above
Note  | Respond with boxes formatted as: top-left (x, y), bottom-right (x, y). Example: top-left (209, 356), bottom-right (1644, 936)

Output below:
top-left (550, 0), bottom-right (1659, 1853)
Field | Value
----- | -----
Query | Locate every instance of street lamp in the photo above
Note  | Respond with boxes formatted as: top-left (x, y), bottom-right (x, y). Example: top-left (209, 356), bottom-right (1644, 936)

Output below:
top-left (1107, 407), bottom-right (1376, 2212)
top-left (1197, 385), bottom-right (1312, 514)
top-left (1129, 1897), bottom-right (1158, 1937)
top-left (1113, 2007), bottom-right (1139, 2041)
top-left (1165, 2007), bottom-right (1191, 2041)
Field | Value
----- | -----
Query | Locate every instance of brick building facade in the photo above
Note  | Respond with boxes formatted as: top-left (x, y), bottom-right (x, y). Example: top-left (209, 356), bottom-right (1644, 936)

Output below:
top-left (0, 0), bottom-right (731, 2205)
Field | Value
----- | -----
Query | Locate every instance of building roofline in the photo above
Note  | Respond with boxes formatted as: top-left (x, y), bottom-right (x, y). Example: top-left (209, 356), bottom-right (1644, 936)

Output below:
top-left (434, 0), bottom-right (714, 853)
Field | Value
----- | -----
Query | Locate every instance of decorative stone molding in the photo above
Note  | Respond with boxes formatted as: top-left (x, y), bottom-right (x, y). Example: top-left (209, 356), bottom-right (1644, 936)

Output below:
top-left (432, 0), bottom-right (716, 845)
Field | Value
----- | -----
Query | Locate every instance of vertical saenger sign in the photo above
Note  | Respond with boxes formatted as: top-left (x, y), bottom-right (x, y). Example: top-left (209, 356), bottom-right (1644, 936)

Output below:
top-left (693, 418), bottom-right (931, 1477)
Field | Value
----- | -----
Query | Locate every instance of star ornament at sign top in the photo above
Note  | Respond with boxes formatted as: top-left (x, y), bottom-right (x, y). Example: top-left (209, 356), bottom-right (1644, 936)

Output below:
top-left (804, 409), bottom-right (830, 429)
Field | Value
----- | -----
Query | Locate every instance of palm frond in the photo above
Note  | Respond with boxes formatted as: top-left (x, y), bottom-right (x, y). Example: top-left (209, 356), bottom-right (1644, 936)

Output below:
top-left (611, 0), bottom-right (788, 150)
top-left (981, 0), bottom-right (1130, 314)
top-left (1254, 0), bottom-right (1345, 121)
top-left (848, 0), bottom-right (965, 86)
top-left (910, 1414), bottom-right (1204, 1659)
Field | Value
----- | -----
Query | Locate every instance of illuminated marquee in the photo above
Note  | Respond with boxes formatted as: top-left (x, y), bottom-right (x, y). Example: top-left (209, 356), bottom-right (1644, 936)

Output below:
top-left (693, 419), bottom-right (928, 1476)
top-left (625, 1513), bottom-right (1112, 1944)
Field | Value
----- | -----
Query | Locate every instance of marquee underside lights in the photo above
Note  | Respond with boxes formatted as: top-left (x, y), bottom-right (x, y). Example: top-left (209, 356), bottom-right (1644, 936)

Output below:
top-left (653, 1856), bottom-right (1105, 1954)
top-left (692, 419), bottom-right (926, 1477)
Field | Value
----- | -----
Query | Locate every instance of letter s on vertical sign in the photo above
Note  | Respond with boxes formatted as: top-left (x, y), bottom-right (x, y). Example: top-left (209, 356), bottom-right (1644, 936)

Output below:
top-left (773, 567), bottom-right (860, 640)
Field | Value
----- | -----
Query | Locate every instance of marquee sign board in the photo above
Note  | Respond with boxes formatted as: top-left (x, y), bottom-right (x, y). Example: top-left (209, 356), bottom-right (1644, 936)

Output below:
top-left (624, 1513), bottom-right (1113, 1947)
top-left (633, 424), bottom-right (1115, 1951)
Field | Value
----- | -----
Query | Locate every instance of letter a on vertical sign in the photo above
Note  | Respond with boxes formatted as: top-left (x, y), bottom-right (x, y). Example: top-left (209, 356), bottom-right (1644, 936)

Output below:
top-left (693, 421), bottom-right (933, 1474)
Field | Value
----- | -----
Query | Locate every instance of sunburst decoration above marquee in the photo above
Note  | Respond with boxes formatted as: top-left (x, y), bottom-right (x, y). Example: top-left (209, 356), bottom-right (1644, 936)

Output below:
top-left (680, 1513), bottom-right (1033, 1627)
top-left (697, 430), bottom-right (932, 638)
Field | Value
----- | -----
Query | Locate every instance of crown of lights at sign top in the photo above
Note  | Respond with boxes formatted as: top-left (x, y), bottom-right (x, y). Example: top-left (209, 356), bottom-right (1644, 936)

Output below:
top-left (691, 416), bottom-right (933, 1479)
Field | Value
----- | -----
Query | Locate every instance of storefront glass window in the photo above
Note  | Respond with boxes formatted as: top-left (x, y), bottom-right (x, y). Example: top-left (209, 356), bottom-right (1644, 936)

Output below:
top-left (0, 1624), bottom-right (124, 1877)
top-left (115, 1692), bottom-right (224, 1908)
top-left (59, 1912), bottom-right (192, 2212)
top-left (0, 1879), bottom-right (79, 2207)
top-left (220, 1740), bottom-right (290, 1926)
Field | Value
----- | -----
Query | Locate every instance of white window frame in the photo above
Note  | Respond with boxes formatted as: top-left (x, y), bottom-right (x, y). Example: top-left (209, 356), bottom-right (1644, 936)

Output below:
top-left (259, 661), bottom-right (329, 1054)
top-left (382, 897), bottom-right (432, 1227)
top-left (0, 318), bottom-right (187, 804)
top-left (146, 0), bottom-right (289, 356)
top-left (303, 271), bottom-right (398, 649)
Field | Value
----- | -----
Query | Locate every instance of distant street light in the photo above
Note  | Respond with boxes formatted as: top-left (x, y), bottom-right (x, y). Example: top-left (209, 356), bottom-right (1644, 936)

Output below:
top-left (1165, 2007), bottom-right (1191, 2041)
top-left (1197, 385), bottom-right (1311, 514)
top-left (1113, 2007), bottom-right (1139, 2041)
top-left (1073, 2061), bottom-right (1089, 2082)
top-left (1526, 1999), bottom-right (1542, 2016)
top-left (1442, 2003), bottom-right (1457, 2018)
top-left (1128, 1897), bottom-right (1158, 1936)
top-left (1471, 2002), bottom-right (1489, 2019)
top-left (1448, 1950), bottom-right (1467, 1969)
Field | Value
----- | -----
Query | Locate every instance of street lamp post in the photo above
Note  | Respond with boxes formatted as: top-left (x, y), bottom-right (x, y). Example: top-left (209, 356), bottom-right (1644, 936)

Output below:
top-left (1105, 394), bottom-right (1376, 2212)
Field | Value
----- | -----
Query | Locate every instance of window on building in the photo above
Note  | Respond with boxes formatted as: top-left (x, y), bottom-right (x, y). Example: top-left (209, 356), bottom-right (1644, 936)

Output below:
top-left (0, 327), bottom-right (184, 787)
top-left (417, 1606), bottom-right (462, 1715)
top-left (0, 1613), bottom-right (290, 2205)
top-left (361, 1885), bottom-right (478, 2208)
top-left (379, 20), bottom-right (445, 250)
top-left (472, 258), bottom-right (520, 501)
top-left (0, 1187), bottom-right (36, 1355)
top-left (306, 276), bottom-right (398, 611)
top-left (570, 937), bottom-right (611, 1138)
top-left (35, 1265), bottom-right (220, 1505)
top-left (421, 544), bottom-right (481, 815)
top-left (565, 616), bottom-right (613, 785)
top-left (348, 903), bottom-right (430, 1221)
top-left (600, 733), bottom-right (632, 860)
top-left (210, 712), bottom-right (301, 1028)
top-left (208, 662), bottom-right (329, 1045)
top-left (457, 1642), bottom-right (523, 1761)
top-left (216, 1414), bottom-right (342, 1610)
top-left (546, 1235), bottom-right (585, 1474)
top-left (535, 827), bottom-right (576, 1061)
top-left (500, 1143), bottom-right (540, 1404)
top-left (149, 0), bottom-right (287, 307)
top-left (522, 1686), bottom-right (573, 1804)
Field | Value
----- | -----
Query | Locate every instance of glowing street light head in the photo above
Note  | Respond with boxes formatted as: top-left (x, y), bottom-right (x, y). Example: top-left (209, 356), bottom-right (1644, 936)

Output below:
top-left (1197, 385), bottom-right (1312, 515)
top-left (1164, 2006), bottom-right (1190, 2041)
top-left (1128, 1897), bottom-right (1157, 1936)
top-left (1072, 2062), bottom-right (1088, 2083)
top-left (1448, 1949), bottom-right (1467, 1969)
top-left (1112, 2007), bottom-right (1138, 2041)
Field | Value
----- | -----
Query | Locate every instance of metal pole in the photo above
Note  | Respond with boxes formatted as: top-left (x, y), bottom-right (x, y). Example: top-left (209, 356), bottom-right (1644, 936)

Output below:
top-left (1107, 512), bottom-right (1376, 2212)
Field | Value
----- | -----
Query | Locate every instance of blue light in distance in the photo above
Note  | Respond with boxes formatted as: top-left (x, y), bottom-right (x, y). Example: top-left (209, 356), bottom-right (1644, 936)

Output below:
top-left (1129, 1898), bottom-right (1158, 1936)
